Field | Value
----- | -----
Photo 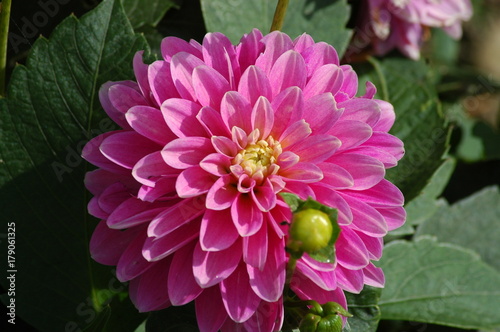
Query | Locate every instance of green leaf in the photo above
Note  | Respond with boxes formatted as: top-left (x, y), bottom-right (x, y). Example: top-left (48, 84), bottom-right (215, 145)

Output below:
top-left (122, 0), bottom-right (181, 29)
top-left (356, 57), bottom-right (450, 202)
top-left (343, 286), bottom-right (381, 332)
top-left (378, 236), bottom-right (500, 330)
top-left (404, 157), bottom-right (455, 225)
top-left (415, 186), bottom-right (500, 271)
top-left (0, 0), bottom-right (148, 330)
top-left (200, 0), bottom-right (352, 56)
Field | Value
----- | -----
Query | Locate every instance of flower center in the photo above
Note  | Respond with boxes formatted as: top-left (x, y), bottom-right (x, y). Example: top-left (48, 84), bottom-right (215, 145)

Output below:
top-left (234, 136), bottom-right (282, 177)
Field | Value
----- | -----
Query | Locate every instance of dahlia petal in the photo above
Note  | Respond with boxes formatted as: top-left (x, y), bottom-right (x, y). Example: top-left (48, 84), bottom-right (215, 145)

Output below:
top-left (339, 65), bottom-right (358, 98)
top-left (133, 51), bottom-right (154, 105)
top-left (255, 31), bottom-right (294, 75)
top-left (329, 120), bottom-right (373, 152)
top-left (291, 274), bottom-right (347, 308)
top-left (99, 81), bottom-right (136, 129)
top-left (162, 98), bottom-right (206, 138)
top-left (295, 260), bottom-right (337, 291)
top-left (206, 175), bottom-right (239, 210)
top-left (148, 197), bottom-right (205, 238)
top-left (362, 81), bottom-right (377, 99)
top-left (251, 96), bottom-right (274, 139)
top-left (335, 227), bottom-right (370, 270)
top-left (162, 137), bottom-right (213, 169)
top-left (251, 179), bottom-right (277, 212)
top-left (107, 198), bottom-right (171, 229)
top-left (200, 209), bottom-right (239, 251)
top-left (349, 146), bottom-right (398, 168)
top-left (220, 262), bottom-right (262, 323)
top-left (303, 92), bottom-right (342, 134)
top-left (168, 242), bottom-right (203, 305)
top-left (221, 91), bottom-right (253, 133)
top-left (82, 131), bottom-right (130, 174)
top-left (202, 32), bottom-right (240, 86)
top-left (302, 253), bottom-right (336, 272)
top-left (312, 185), bottom-right (353, 224)
top-left (132, 151), bottom-right (179, 187)
top-left (329, 153), bottom-right (385, 190)
top-left (97, 182), bottom-right (131, 214)
top-left (238, 65), bottom-right (272, 105)
top-left (340, 193), bottom-right (388, 237)
top-left (231, 126), bottom-right (248, 150)
top-left (363, 262), bottom-right (385, 288)
top-left (288, 135), bottom-right (341, 163)
top-left (293, 33), bottom-right (315, 53)
top-left (337, 98), bottom-right (381, 127)
top-left (88, 197), bottom-right (108, 219)
top-left (269, 50), bottom-right (307, 96)
top-left (170, 52), bottom-right (205, 101)
top-left (318, 162), bottom-right (354, 189)
top-left (138, 177), bottom-right (177, 202)
top-left (200, 153), bottom-right (231, 176)
top-left (343, 179), bottom-right (404, 206)
top-left (268, 200), bottom-right (292, 238)
top-left (100, 131), bottom-right (160, 169)
top-left (277, 151), bottom-right (300, 169)
top-left (126, 105), bottom-right (175, 145)
top-left (237, 28), bottom-right (264, 73)
top-left (243, 297), bottom-right (284, 332)
top-left (129, 258), bottom-right (171, 312)
top-left (161, 36), bottom-right (203, 62)
top-left (197, 106), bottom-right (231, 137)
top-left (231, 194), bottom-right (264, 237)
top-left (373, 100), bottom-right (396, 132)
top-left (335, 264), bottom-right (364, 293)
top-left (193, 65), bottom-right (231, 109)
top-left (376, 205), bottom-right (406, 231)
top-left (363, 132), bottom-right (405, 161)
top-left (283, 182), bottom-right (315, 200)
top-left (148, 60), bottom-right (180, 106)
top-left (271, 86), bottom-right (304, 139)
top-left (211, 136), bottom-right (238, 157)
top-left (242, 222), bottom-right (268, 270)
top-left (279, 119), bottom-right (312, 148)
top-left (280, 162), bottom-right (323, 183)
top-left (176, 166), bottom-right (215, 198)
top-left (247, 232), bottom-right (286, 302)
top-left (116, 231), bottom-right (153, 282)
top-left (302, 42), bottom-right (340, 76)
top-left (108, 83), bottom-right (149, 120)
top-left (84, 169), bottom-right (137, 196)
top-left (143, 219), bottom-right (201, 261)
top-left (302, 64), bottom-right (344, 100)
top-left (355, 230), bottom-right (383, 260)
top-left (89, 221), bottom-right (142, 266)
top-left (193, 240), bottom-right (242, 287)
top-left (195, 286), bottom-right (228, 332)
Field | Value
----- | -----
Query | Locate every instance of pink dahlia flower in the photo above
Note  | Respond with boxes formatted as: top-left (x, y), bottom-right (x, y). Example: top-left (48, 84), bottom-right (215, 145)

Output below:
top-left (351, 0), bottom-right (472, 60)
top-left (83, 29), bottom-right (405, 331)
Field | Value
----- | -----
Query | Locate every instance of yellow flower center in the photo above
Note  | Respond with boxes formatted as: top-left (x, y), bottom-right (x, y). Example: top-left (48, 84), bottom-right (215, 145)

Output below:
top-left (234, 136), bottom-right (282, 177)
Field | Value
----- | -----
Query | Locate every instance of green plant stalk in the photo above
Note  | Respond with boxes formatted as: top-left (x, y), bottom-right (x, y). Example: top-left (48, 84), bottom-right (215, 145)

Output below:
top-left (270, 0), bottom-right (290, 32)
top-left (0, 0), bottom-right (12, 97)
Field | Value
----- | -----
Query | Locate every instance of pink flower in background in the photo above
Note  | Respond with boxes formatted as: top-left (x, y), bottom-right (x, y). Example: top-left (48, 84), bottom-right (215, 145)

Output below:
top-left (353, 0), bottom-right (472, 59)
top-left (83, 29), bottom-right (405, 331)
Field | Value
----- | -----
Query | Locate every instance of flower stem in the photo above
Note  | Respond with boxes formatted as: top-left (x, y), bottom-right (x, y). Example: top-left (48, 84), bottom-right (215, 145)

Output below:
top-left (0, 0), bottom-right (12, 97)
top-left (270, 0), bottom-right (290, 32)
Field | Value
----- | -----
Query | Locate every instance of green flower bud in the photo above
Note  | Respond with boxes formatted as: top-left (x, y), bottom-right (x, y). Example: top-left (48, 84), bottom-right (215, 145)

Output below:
top-left (322, 302), bottom-right (352, 317)
top-left (299, 313), bottom-right (322, 332)
top-left (317, 314), bottom-right (343, 332)
top-left (288, 209), bottom-right (333, 254)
